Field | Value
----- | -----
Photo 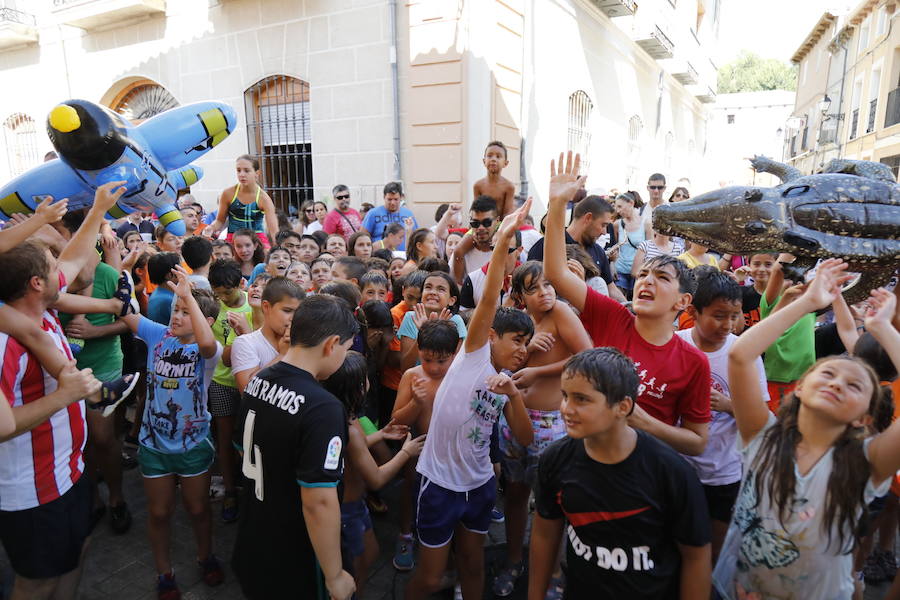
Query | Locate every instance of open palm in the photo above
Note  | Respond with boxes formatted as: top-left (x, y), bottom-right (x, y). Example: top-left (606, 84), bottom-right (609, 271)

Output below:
top-left (549, 151), bottom-right (587, 206)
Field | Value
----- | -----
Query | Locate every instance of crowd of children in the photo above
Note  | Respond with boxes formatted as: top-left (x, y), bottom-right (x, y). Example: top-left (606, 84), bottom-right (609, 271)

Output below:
top-left (0, 144), bottom-right (899, 600)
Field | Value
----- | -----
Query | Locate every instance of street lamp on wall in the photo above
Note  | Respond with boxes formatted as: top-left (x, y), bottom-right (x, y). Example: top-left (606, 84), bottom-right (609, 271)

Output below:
top-left (819, 94), bottom-right (844, 121)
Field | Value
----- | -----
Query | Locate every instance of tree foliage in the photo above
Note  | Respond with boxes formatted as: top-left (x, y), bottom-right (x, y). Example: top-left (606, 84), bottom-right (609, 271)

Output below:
top-left (717, 51), bottom-right (798, 93)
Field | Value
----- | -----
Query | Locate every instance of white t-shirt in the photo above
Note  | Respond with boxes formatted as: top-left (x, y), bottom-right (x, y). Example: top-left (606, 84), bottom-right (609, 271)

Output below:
top-left (417, 342), bottom-right (507, 492)
top-left (231, 329), bottom-right (278, 386)
top-left (464, 247), bottom-right (493, 275)
top-left (675, 330), bottom-right (766, 486)
top-left (713, 414), bottom-right (890, 600)
top-left (304, 221), bottom-right (323, 235)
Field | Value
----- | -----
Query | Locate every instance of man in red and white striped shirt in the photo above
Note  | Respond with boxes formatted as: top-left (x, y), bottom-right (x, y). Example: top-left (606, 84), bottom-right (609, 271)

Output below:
top-left (0, 182), bottom-right (126, 600)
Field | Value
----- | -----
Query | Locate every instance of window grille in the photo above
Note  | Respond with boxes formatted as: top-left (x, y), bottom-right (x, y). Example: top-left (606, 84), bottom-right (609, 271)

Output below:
top-left (3, 113), bottom-right (38, 177)
top-left (567, 91), bottom-right (593, 173)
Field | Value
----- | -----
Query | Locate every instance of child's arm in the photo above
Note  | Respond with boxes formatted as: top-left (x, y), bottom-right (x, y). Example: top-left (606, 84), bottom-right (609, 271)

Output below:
top-left (501, 183), bottom-right (516, 220)
top-left (511, 304), bottom-right (592, 388)
top-left (764, 254), bottom-right (790, 306)
top-left (169, 266), bottom-right (218, 359)
top-left (543, 152), bottom-right (589, 312)
top-left (861, 289), bottom-right (900, 484)
top-left (53, 292), bottom-right (124, 317)
top-left (832, 292), bottom-right (861, 353)
top-left (434, 203), bottom-right (459, 242)
top-left (57, 182), bottom-right (127, 286)
top-left (466, 198), bottom-right (532, 353)
top-left (0, 305), bottom-right (68, 378)
top-left (391, 369), bottom-right (424, 426)
top-left (678, 543), bottom-right (712, 600)
top-left (527, 515), bottom-right (564, 600)
top-left (365, 420), bottom-right (410, 447)
top-left (493, 373), bottom-right (533, 447)
top-left (1, 362), bottom-right (101, 442)
top-left (347, 423), bottom-right (425, 491)
top-left (100, 233), bottom-right (123, 274)
top-left (204, 189), bottom-right (232, 237)
top-left (0, 198), bottom-right (68, 253)
top-left (630, 245), bottom-right (648, 279)
top-left (0, 390), bottom-right (13, 438)
top-left (730, 258), bottom-right (850, 444)
top-left (64, 315), bottom-right (129, 341)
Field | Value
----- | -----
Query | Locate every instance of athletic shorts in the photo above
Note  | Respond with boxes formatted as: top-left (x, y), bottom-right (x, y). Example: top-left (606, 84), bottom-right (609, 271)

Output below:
top-left (226, 231), bottom-right (270, 249)
top-left (415, 475), bottom-right (496, 548)
top-left (340, 499), bottom-right (373, 558)
top-left (0, 474), bottom-right (92, 579)
top-left (138, 438), bottom-right (215, 478)
top-left (499, 409), bottom-right (567, 487)
top-left (703, 481), bottom-right (741, 523)
top-left (208, 380), bottom-right (241, 417)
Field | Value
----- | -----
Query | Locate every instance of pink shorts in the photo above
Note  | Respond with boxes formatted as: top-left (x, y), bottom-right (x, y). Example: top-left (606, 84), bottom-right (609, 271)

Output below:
top-left (226, 231), bottom-right (270, 249)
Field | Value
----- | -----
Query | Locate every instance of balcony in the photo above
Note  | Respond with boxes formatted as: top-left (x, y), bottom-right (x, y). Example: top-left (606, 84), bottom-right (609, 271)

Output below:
top-left (52, 0), bottom-right (165, 31)
top-left (801, 127), bottom-right (808, 151)
top-left (0, 7), bottom-right (38, 49)
top-left (867, 98), bottom-right (877, 133)
top-left (671, 61), bottom-right (699, 85)
top-left (790, 135), bottom-right (797, 157)
top-left (850, 108), bottom-right (859, 139)
top-left (589, 0), bottom-right (636, 17)
top-left (633, 24), bottom-right (674, 59)
top-left (819, 126), bottom-right (837, 145)
top-left (695, 86), bottom-right (715, 103)
top-left (885, 87), bottom-right (900, 128)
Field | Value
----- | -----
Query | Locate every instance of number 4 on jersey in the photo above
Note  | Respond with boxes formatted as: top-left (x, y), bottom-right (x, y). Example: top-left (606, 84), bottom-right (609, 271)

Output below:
top-left (242, 409), bottom-right (264, 501)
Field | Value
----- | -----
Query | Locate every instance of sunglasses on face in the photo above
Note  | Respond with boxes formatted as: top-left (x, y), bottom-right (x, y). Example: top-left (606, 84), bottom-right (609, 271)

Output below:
top-left (335, 194), bottom-right (350, 201)
top-left (675, 193), bottom-right (689, 198)
top-left (648, 185), bottom-right (666, 191)
top-left (470, 218), bottom-right (494, 229)
top-left (305, 208), bottom-right (315, 213)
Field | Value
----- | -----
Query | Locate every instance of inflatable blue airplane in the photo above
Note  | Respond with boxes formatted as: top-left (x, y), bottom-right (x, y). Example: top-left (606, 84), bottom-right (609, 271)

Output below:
top-left (0, 99), bottom-right (238, 235)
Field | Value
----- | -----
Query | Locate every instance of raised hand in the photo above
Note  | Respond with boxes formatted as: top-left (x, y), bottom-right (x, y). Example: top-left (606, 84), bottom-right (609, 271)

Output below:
top-left (166, 265), bottom-right (193, 299)
top-left (549, 151), bottom-right (587, 206)
top-left (227, 311), bottom-right (252, 336)
top-left (497, 196), bottom-right (533, 240)
top-left (91, 181), bottom-right (127, 214)
top-left (34, 197), bottom-right (68, 224)
top-left (864, 287), bottom-right (897, 332)
top-left (412, 303), bottom-right (430, 328)
top-left (800, 258), bottom-right (851, 311)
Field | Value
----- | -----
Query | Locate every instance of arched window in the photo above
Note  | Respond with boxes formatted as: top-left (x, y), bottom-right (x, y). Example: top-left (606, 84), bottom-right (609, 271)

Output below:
top-left (626, 115), bottom-right (643, 186)
top-left (567, 91), bottom-right (593, 173)
top-left (112, 82), bottom-right (179, 122)
top-left (3, 113), bottom-right (39, 177)
top-left (245, 75), bottom-right (314, 213)
top-left (664, 131), bottom-right (674, 170)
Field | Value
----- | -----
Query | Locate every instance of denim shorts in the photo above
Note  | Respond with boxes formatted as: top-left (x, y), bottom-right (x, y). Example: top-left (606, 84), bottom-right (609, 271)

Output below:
top-left (340, 499), bottom-right (373, 558)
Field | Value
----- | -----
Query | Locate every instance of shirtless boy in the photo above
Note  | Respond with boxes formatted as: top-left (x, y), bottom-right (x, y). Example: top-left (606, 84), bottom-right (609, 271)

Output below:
top-left (491, 261), bottom-right (593, 596)
top-left (473, 141), bottom-right (516, 219)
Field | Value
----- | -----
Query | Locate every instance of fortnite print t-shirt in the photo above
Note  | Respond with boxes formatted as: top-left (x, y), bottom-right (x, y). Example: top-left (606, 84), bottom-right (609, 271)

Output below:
top-left (137, 317), bottom-right (221, 453)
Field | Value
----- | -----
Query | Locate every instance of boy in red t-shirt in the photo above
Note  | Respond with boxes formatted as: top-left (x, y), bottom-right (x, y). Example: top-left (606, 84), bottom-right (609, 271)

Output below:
top-left (542, 151), bottom-right (711, 456)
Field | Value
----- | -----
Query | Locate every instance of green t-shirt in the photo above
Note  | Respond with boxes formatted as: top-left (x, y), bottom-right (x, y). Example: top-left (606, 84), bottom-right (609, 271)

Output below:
top-left (759, 292), bottom-right (816, 383)
top-left (211, 292), bottom-right (253, 388)
top-left (59, 262), bottom-right (123, 382)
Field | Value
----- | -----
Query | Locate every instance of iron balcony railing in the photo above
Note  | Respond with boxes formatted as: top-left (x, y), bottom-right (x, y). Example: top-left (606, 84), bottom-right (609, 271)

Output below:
top-left (885, 87), bottom-right (900, 128)
top-left (819, 127), bottom-right (837, 145)
top-left (850, 108), bottom-right (859, 139)
top-left (789, 135), bottom-right (797, 157)
top-left (867, 98), bottom-right (877, 133)
top-left (801, 127), bottom-right (808, 150)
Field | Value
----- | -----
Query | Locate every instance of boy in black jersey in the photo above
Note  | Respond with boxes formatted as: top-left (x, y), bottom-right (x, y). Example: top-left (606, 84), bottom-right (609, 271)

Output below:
top-left (232, 295), bottom-right (359, 600)
top-left (528, 348), bottom-right (711, 600)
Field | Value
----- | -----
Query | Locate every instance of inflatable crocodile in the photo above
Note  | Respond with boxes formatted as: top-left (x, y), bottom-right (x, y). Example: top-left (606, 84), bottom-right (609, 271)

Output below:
top-left (652, 156), bottom-right (900, 304)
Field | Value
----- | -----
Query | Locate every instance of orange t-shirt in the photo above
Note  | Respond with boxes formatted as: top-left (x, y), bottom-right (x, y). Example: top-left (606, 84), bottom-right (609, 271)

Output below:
top-left (380, 302), bottom-right (412, 390)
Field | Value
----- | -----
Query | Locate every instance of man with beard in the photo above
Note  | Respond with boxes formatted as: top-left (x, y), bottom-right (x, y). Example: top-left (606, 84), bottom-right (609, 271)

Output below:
top-left (451, 195), bottom-right (499, 285)
top-left (323, 184), bottom-right (362, 242)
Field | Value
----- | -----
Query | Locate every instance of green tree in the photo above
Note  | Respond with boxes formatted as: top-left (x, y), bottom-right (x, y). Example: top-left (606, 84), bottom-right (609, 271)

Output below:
top-left (717, 51), bottom-right (797, 93)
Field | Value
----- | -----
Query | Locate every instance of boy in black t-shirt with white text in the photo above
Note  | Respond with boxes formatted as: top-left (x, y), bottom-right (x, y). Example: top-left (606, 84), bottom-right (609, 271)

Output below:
top-left (529, 348), bottom-right (711, 600)
top-left (231, 295), bottom-right (360, 600)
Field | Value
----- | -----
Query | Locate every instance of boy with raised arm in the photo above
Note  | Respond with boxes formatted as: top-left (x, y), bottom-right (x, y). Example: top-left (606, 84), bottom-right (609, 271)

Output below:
top-left (542, 152), bottom-right (711, 456)
top-left (405, 200), bottom-right (535, 600)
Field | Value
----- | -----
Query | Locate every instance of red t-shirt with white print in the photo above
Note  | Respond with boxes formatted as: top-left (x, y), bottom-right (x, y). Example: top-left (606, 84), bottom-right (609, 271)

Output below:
top-left (579, 287), bottom-right (711, 426)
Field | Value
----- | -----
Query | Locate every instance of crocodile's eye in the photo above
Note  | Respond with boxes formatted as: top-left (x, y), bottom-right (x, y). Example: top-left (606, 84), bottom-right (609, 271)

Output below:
top-left (743, 189), bottom-right (763, 202)
top-left (783, 185), bottom-right (810, 197)
top-left (745, 221), bottom-right (766, 235)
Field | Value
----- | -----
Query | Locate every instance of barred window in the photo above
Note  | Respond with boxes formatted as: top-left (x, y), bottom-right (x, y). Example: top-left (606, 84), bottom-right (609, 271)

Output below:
top-left (113, 82), bottom-right (178, 121)
top-left (664, 131), bottom-right (674, 170)
top-left (567, 91), bottom-right (593, 173)
top-left (626, 115), bottom-right (643, 185)
top-left (3, 113), bottom-right (39, 177)
top-left (245, 75), bottom-right (314, 215)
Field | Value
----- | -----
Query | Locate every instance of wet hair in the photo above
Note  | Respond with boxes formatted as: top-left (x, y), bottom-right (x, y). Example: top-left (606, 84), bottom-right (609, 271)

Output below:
top-left (511, 261), bottom-right (544, 300)
top-left (640, 254), bottom-right (695, 294)
top-left (261, 276), bottom-right (305, 305)
top-left (320, 280), bottom-right (362, 309)
top-left (372, 248), bottom-right (394, 263)
top-left (492, 306), bottom-right (534, 338)
top-left (348, 231), bottom-right (372, 256)
top-left (276, 230), bottom-right (302, 247)
top-left (407, 228), bottom-right (434, 264)
top-left (322, 351), bottom-right (368, 418)
top-left (147, 252), bottom-right (181, 285)
top-left (417, 257), bottom-right (450, 273)
top-left (335, 256), bottom-right (367, 284)
top-left (232, 228), bottom-right (266, 265)
top-left (0, 241), bottom-right (50, 302)
top-left (290, 294), bottom-right (359, 347)
top-left (692, 270), bottom-right (741, 312)
top-left (190, 288), bottom-right (221, 320)
top-left (564, 348), bottom-right (638, 413)
top-left (423, 272), bottom-right (460, 313)
top-left (573, 195), bottom-right (614, 219)
top-left (236, 154), bottom-right (260, 170)
top-left (471, 195), bottom-right (498, 215)
top-left (402, 270), bottom-right (428, 292)
top-left (208, 258), bottom-right (243, 289)
top-left (383, 181), bottom-right (403, 196)
top-left (753, 355), bottom-right (883, 552)
top-left (181, 236), bottom-right (213, 270)
top-left (565, 244), bottom-right (600, 280)
top-left (360, 271), bottom-right (389, 292)
top-left (360, 300), bottom-right (393, 329)
top-left (418, 319), bottom-right (460, 356)
top-left (485, 140), bottom-right (508, 159)
top-left (648, 173), bottom-right (666, 184)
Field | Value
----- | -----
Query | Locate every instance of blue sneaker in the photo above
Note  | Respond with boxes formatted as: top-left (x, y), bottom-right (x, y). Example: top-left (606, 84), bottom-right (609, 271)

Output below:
top-left (393, 534), bottom-right (414, 571)
top-left (491, 507), bottom-right (505, 523)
